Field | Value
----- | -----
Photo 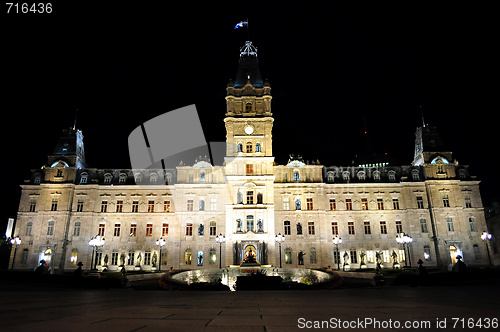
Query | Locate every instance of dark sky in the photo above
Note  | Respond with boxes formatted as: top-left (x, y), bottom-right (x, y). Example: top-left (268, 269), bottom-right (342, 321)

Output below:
top-left (1, 3), bottom-right (497, 233)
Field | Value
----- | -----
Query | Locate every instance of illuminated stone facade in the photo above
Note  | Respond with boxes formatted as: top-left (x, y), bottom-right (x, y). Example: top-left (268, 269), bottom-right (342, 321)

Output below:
top-left (11, 41), bottom-right (489, 272)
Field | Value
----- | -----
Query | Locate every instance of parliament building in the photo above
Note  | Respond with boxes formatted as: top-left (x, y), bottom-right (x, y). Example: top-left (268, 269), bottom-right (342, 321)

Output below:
top-left (11, 41), bottom-right (489, 273)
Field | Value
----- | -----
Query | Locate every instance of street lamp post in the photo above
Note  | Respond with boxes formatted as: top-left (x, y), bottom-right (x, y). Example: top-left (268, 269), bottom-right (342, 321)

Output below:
top-left (215, 234), bottom-right (226, 269)
top-left (88, 235), bottom-right (105, 271)
top-left (333, 235), bottom-right (342, 271)
top-left (10, 236), bottom-right (21, 270)
top-left (396, 232), bottom-right (413, 268)
top-left (156, 237), bottom-right (166, 272)
top-left (275, 233), bottom-right (285, 268)
top-left (481, 231), bottom-right (493, 268)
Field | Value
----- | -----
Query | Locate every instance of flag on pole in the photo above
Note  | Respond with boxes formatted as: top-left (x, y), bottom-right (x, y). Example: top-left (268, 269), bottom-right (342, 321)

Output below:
top-left (234, 20), bottom-right (248, 29)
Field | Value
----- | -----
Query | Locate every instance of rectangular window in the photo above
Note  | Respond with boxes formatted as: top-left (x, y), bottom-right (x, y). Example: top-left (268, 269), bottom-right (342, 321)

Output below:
top-left (345, 198), bottom-right (352, 211)
top-left (310, 249), bottom-right (317, 264)
top-left (114, 223), bottom-right (121, 237)
top-left (132, 200), bottom-right (139, 213)
top-left (308, 221), bottom-right (315, 235)
top-left (210, 198), bottom-right (217, 211)
top-left (95, 252), bottom-right (102, 266)
top-left (364, 221), bottom-right (371, 234)
top-left (395, 220), bottom-right (403, 234)
top-left (98, 223), bottom-right (105, 236)
top-left (416, 196), bottom-right (424, 209)
top-left (101, 200), bottom-right (108, 212)
top-left (465, 195), bottom-right (472, 208)
top-left (247, 191), bottom-right (254, 205)
top-left (130, 223), bottom-right (137, 237)
top-left (420, 218), bottom-right (428, 233)
top-left (148, 200), bottom-right (155, 212)
top-left (350, 250), bottom-right (358, 264)
top-left (144, 252), bottom-right (151, 265)
top-left (116, 200), bottom-right (123, 213)
top-left (246, 215), bottom-right (254, 232)
top-left (73, 221), bottom-right (81, 236)
top-left (331, 221), bottom-right (338, 235)
top-left (186, 223), bottom-right (193, 236)
top-left (380, 221), bottom-right (387, 234)
top-left (210, 221), bottom-right (216, 236)
top-left (348, 221), bottom-right (355, 235)
top-left (282, 173), bottom-right (287, 182)
top-left (29, 199), bottom-right (37, 212)
top-left (361, 198), bottom-right (368, 210)
top-left (187, 199), bottom-right (194, 211)
top-left (127, 252), bottom-right (135, 265)
top-left (77, 199), bottom-right (84, 212)
top-left (393, 198), bottom-right (400, 210)
top-left (283, 197), bottom-right (290, 210)
top-left (284, 221), bottom-right (291, 235)
top-left (146, 223), bottom-right (153, 237)
top-left (333, 250), bottom-right (340, 264)
top-left (26, 222), bottom-right (33, 236)
top-left (446, 217), bottom-right (454, 232)
top-left (246, 164), bottom-right (253, 175)
top-left (329, 198), bottom-right (336, 211)
top-left (443, 194), bottom-right (450, 208)
top-left (47, 221), bottom-right (55, 236)
top-left (162, 223), bottom-right (169, 236)
top-left (51, 199), bottom-right (58, 211)
top-left (306, 198), bottom-right (313, 211)
top-left (164, 200), bottom-right (171, 212)
top-left (111, 252), bottom-right (119, 265)
top-left (377, 198), bottom-right (384, 210)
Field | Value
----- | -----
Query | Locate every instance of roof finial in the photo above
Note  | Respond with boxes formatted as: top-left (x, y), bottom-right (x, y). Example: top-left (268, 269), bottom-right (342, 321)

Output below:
top-left (72, 108), bottom-right (78, 131)
top-left (420, 105), bottom-right (426, 128)
top-left (240, 41), bottom-right (257, 57)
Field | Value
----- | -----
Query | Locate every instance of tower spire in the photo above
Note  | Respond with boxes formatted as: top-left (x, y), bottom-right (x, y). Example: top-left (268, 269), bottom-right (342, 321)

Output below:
top-left (420, 105), bottom-right (426, 128)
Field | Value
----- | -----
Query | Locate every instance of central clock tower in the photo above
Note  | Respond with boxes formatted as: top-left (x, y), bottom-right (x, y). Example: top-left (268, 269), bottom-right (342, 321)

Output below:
top-left (223, 41), bottom-right (276, 266)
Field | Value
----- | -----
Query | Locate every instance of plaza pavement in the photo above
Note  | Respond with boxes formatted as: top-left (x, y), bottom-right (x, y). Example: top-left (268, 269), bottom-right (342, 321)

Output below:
top-left (0, 282), bottom-right (499, 331)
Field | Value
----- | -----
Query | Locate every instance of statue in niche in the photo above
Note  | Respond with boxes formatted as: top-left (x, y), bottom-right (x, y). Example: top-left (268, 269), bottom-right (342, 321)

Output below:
top-left (152, 252), bottom-right (157, 267)
top-left (360, 252), bottom-right (366, 266)
top-left (298, 251), bottom-right (305, 265)
top-left (198, 223), bottom-right (204, 236)
top-left (296, 223), bottom-right (303, 235)
top-left (136, 253), bottom-right (142, 266)
top-left (236, 219), bottom-right (243, 232)
top-left (343, 251), bottom-right (350, 271)
top-left (257, 219), bottom-right (263, 232)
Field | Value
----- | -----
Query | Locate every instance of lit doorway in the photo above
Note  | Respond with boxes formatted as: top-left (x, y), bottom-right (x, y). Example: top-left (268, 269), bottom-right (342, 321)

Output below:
top-left (449, 245), bottom-right (458, 265)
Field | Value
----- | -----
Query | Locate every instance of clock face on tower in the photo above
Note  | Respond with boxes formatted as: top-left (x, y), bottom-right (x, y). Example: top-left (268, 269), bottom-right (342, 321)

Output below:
top-left (244, 126), bottom-right (254, 135)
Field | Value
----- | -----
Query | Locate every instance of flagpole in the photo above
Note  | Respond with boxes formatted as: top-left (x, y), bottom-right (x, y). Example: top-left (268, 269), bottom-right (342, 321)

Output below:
top-left (247, 18), bottom-right (250, 40)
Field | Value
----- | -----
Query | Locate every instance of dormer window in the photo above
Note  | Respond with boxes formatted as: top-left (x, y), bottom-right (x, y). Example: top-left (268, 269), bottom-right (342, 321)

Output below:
top-left (357, 171), bottom-right (366, 181)
top-left (411, 169), bottom-right (420, 180)
top-left (104, 173), bottom-right (112, 184)
top-left (342, 171), bottom-right (350, 181)
top-left (80, 172), bottom-right (88, 184)
top-left (119, 173), bottom-right (127, 184)
top-left (150, 173), bottom-right (158, 184)
top-left (327, 171), bottom-right (335, 182)
top-left (245, 103), bottom-right (252, 112)
top-left (293, 170), bottom-right (300, 182)
top-left (388, 170), bottom-right (396, 181)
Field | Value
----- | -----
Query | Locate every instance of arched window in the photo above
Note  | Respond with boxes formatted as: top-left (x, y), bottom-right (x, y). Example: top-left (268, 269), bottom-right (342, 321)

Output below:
top-left (246, 142), bottom-right (253, 153)
top-left (411, 169), bottom-right (420, 180)
top-left (245, 102), bottom-right (252, 112)
top-left (310, 248), bottom-right (317, 264)
top-left (134, 173), bottom-right (142, 183)
top-left (165, 173), bottom-right (173, 184)
top-left (285, 248), bottom-right (292, 264)
top-left (80, 172), bottom-right (88, 184)
top-left (34, 173), bottom-right (42, 184)
top-left (423, 245), bottom-right (431, 260)
top-left (209, 248), bottom-right (217, 265)
top-left (104, 173), bottom-right (112, 184)
top-left (119, 173), bottom-right (127, 183)
top-left (373, 170), bottom-right (381, 181)
top-left (473, 244), bottom-right (481, 260)
top-left (284, 221), bottom-right (291, 235)
top-left (357, 171), bottom-right (366, 181)
top-left (185, 249), bottom-right (192, 265)
top-left (21, 248), bottom-right (29, 264)
top-left (293, 170), bottom-right (300, 182)
top-left (255, 143), bottom-right (261, 152)
top-left (70, 249), bottom-right (78, 265)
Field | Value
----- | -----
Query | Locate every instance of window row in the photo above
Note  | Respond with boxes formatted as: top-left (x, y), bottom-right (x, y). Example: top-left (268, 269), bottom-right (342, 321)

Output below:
top-left (236, 191), bottom-right (264, 205)
top-left (235, 216), bottom-right (264, 233)
top-left (283, 247), bottom-right (318, 265)
top-left (80, 172), bottom-right (175, 185)
top-left (282, 220), bottom-right (407, 236)
top-left (237, 142), bottom-right (262, 153)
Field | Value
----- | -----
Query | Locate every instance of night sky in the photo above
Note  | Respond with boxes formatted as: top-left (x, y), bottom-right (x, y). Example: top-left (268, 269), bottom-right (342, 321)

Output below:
top-left (1, 3), bottom-right (497, 234)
